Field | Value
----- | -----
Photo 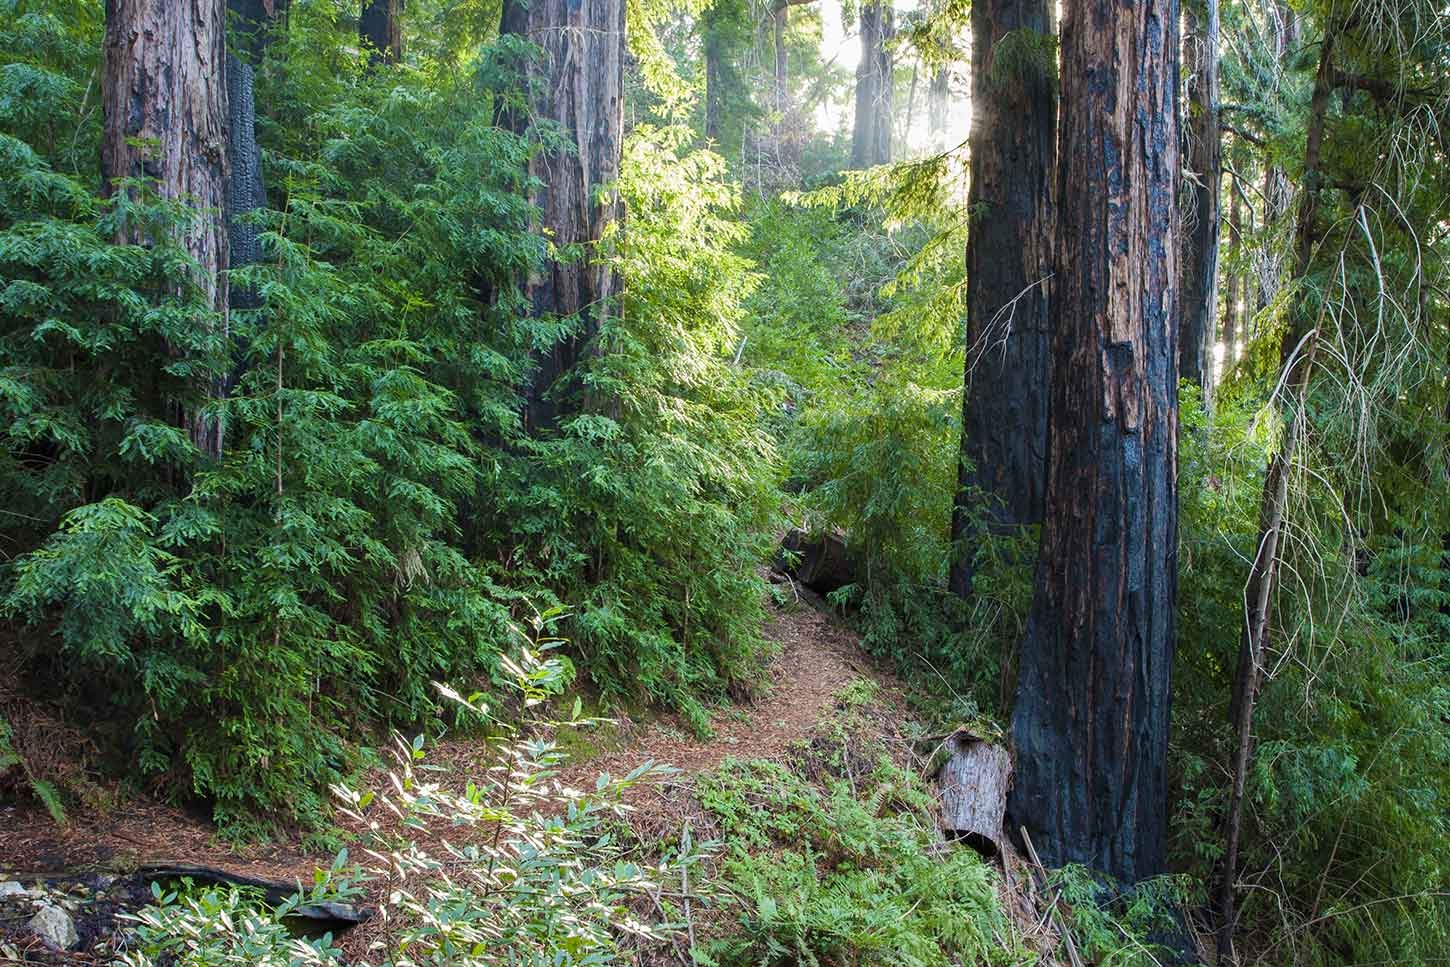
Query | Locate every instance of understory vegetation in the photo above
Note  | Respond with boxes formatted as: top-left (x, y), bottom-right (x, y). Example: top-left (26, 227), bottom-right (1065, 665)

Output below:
top-left (1, 0), bottom-right (1447, 965)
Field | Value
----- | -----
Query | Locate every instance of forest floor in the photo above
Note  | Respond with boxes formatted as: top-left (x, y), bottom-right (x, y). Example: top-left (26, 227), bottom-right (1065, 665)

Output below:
top-left (0, 585), bottom-right (890, 882)
top-left (0, 584), bottom-right (948, 962)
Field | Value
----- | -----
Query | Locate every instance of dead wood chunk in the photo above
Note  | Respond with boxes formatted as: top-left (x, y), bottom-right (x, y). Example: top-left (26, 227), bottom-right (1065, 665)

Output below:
top-left (937, 732), bottom-right (1012, 857)
top-left (776, 529), bottom-right (854, 594)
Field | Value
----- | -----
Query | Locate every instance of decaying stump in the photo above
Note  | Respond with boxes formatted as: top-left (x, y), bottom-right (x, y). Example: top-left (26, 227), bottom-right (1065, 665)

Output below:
top-left (776, 529), bottom-right (854, 594)
top-left (937, 731), bottom-right (1012, 856)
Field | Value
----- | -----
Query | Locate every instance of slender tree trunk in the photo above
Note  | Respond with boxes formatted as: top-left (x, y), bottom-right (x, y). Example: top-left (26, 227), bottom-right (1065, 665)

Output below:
top-left (500, 0), bottom-right (625, 429)
top-left (704, 20), bottom-right (723, 141)
top-left (103, 0), bottom-right (230, 459)
top-left (1006, 0), bottom-right (1181, 886)
top-left (360, 0), bottom-right (402, 65)
top-left (1178, 0), bottom-right (1221, 391)
top-left (225, 0), bottom-right (282, 314)
top-left (850, 0), bottom-right (893, 168)
top-left (1222, 176), bottom-right (1241, 372)
top-left (927, 67), bottom-right (950, 147)
top-left (772, 1), bottom-right (788, 114)
top-left (948, 0), bottom-right (1055, 599)
top-left (1216, 29), bottom-right (1336, 966)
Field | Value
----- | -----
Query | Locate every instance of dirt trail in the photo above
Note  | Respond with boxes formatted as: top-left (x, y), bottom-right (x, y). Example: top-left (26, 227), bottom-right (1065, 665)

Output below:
top-left (0, 593), bottom-right (888, 884)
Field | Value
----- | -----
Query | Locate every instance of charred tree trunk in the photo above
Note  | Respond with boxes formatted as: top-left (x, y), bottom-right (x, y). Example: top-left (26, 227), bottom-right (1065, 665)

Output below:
top-left (948, 0), bottom-right (1055, 598)
top-left (1006, 0), bottom-right (1180, 886)
top-left (1216, 29), bottom-right (1336, 965)
top-left (360, 0), bottom-right (402, 65)
top-left (225, 0), bottom-right (282, 314)
top-left (500, 0), bottom-right (625, 430)
top-left (1178, 0), bottom-right (1220, 390)
top-left (103, 0), bottom-right (230, 459)
top-left (850, 0), bottom-right (893, 168)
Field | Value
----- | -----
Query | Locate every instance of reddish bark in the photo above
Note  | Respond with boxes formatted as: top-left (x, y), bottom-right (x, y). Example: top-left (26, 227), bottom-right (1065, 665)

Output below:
top-left (500, 0), bottom-right (625, 428)
top-left (102, 0), bottom-right (230, 458)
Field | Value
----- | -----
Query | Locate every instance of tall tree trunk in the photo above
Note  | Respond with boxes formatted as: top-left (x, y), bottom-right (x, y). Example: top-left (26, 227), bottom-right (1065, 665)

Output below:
top-left (360, 0), bottom-right (402, 65)
top-left (948, 0), bottom-right (1055, 599)
top-left (1222, 175), bottom-right (1241, 373)
top-left (103, 0), bottom-right (230, 459)
top-left (1216, 29), bottom-right (1336, 964)
top-left (1178, 0), bottom-right (1221, 390)
top-left (1006, 0), bottom-right (1181, 886)
top-left (704, 18), bottom-right (723, 141)
top-left (225, 0), bottom-right (282, 314)
top-left (850, 0), bottom-right (893, 168)
top-left (772, 0), bottom-right (788, 114)
top-left (500, 0), bottom-right (625, 429)
top-left (926, 67), bottom-right (950, 147)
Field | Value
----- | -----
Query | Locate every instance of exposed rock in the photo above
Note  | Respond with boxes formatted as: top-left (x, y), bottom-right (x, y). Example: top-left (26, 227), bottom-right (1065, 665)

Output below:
top-left (0, 881), bottom-right (25, 897)
top-left (28, 902), bottom-right (78, 950)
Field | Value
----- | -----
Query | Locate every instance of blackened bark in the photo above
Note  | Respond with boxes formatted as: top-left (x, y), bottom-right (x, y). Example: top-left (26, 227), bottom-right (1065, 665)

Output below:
top-left (225, 54), bottom-right (263, 310)
top-left (360, 0), bottom-right (402, 65)
top-left (1006, 0), bottom-right (1181, 886)
top-left (850, 0), bottom-right (893, 168)
top-left (1178, 0), bottom-right (1220, 390)
top-left (103, 0), bottom-right (230, 458)
top-left (501, 0), bottom-right (625, 429)
top-left (1217, 30), bottom-right (1335, 964)
top-left (229, 0), bottom-right (284, 61)
top-left (948, 0), bottom-right (1055, 598)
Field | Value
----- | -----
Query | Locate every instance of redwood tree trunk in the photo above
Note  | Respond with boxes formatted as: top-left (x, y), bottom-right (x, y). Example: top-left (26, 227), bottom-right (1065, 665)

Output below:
top-left (501, 0), bottom-right (625, 429)
top-left (850, 0), bottom-right (893, 168)
top-left (360, 0), bottom-right (402, 65)
top-left (1178, 0), bottom-right (1221, 390)
top-left (948, 0), bottom-right (1055, 598)
top-left (103, 0), bottom-right (230, 458)
top-left (1006, 0), bottom-right (1181, 885)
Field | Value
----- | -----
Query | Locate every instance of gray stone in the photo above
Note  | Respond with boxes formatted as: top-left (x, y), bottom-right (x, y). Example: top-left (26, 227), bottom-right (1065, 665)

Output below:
top-left (0, 881), bottom-right (25, 897)
top-left (28, 903), bottom-right (78, 950)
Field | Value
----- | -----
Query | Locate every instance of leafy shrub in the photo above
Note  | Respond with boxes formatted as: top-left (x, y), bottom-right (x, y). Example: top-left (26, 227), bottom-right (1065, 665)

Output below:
top-left (695, 745), bottom-right (1012, 966)
top-left (0, 4), bottom-right (781, 825)
top-left (119, 649), bottom-right (702, 967)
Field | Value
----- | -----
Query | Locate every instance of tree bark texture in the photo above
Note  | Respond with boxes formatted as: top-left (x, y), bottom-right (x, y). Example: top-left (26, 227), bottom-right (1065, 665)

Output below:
top-left (225, 0), bottom-right (280, 312)
top-left (938, 732), bottom-right (1012, 856)
top-left (1006, 0), bottom-right (1181, 886)
top-left (1177, 0), bottom-right (1220, 390)
top-left (948, 0), bottom-right (1055, 599)
top-left (1216, 30), bottom-right (1335, 965)
top-left (360, 0), bottom-right (402, 65)
top-left (501, 0), bottom-right (625, 429)
top-left (103, 0), bottom-right (230, 458)
top-left (850, 0), bottom-right (893, 168)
